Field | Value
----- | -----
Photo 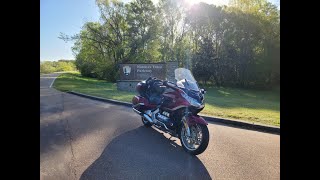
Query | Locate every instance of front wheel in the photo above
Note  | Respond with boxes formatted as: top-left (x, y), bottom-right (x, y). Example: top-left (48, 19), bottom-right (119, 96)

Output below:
top-left (179, 124), bottom-right (209, 155)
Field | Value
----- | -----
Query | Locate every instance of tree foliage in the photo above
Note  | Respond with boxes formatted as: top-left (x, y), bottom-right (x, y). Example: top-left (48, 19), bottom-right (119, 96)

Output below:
top-left (40, 60), bottom-right (77, 74)
top-left (60, 0), bottom-right (280, 89)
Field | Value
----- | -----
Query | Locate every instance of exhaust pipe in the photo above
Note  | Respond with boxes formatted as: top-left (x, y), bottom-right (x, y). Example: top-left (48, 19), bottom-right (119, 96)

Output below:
top-left (132, 107), bottom-right (153, 124)
top-left (143, 114), bottom-right (153, 123)
top-left (133, 107), bottom-right (176, 136)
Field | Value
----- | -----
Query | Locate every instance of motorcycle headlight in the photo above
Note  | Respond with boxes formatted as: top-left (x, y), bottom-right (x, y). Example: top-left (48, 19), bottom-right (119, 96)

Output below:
top-left (181, 93), bottom-right (202, 108)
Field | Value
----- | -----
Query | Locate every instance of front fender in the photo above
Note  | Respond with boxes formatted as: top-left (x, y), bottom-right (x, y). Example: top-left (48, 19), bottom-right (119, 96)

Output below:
top-left (186, 115), bottom-right (208, 126)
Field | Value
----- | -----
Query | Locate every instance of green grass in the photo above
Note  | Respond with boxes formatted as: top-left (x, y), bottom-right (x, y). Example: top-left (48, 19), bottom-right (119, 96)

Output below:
top-left (53, 72), bottom-right (280, 126)
top-left (200, 86), bottom-right (279, 126)
top-left (53, 72), bottom-right (134, 103)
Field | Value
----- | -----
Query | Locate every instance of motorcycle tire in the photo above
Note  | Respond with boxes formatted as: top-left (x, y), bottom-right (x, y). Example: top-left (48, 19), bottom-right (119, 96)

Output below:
top-left (179, 124), bottom-right (209, 155)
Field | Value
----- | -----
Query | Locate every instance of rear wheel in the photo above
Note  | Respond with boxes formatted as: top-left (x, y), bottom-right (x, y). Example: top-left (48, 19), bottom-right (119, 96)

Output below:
top-left (180, 124), bottom-right (209, 155)
top-left (142, 117), bottom-right (152, 127)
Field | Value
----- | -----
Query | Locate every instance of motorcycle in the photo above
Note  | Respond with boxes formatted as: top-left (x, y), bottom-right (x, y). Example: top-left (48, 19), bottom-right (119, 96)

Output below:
top-left (132, 68), bottom-right (209, 155)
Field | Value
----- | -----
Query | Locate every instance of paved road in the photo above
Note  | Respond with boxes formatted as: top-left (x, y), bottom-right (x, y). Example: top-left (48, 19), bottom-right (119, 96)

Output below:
top-left (40, 74), bottom-right (280, 180)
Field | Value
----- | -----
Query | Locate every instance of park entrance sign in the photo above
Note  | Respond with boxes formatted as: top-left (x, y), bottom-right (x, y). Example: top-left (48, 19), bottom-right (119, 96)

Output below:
top-left (117, 61), bottom-right (178, 92)
top-left (119, 63), bottom-right (166, 80)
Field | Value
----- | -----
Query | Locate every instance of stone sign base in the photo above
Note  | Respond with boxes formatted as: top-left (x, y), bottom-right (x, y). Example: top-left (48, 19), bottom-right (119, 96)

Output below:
top-left (117, 80), bottom-right (140, 92)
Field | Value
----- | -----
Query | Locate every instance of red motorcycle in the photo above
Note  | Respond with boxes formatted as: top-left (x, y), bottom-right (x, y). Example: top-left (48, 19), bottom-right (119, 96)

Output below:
top-left (132, 68), bottom-right (209, 155)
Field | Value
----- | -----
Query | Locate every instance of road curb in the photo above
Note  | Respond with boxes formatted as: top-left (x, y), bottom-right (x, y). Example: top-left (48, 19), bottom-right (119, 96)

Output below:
top-left (67, 91), bottom-right (280, 134)
top-left (200, 115), bottom-right (280, 134)
top-left (68, 91), bottom-right (132, 107)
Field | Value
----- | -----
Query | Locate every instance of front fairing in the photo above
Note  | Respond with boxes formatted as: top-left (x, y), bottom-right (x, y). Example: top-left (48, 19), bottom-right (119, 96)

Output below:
top-left (175, 68), bottom-right (199, 91)
top-left (181, 88), bottom-right (204, 105)
top-left (174, 68), bottom-right (204, 107)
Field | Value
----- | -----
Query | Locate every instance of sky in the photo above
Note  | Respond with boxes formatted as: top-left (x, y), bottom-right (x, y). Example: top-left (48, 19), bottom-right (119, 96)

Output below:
top-left (40, 0), bottom-right (100, 61)
top-left (40, 0), bottom-right (279, 61)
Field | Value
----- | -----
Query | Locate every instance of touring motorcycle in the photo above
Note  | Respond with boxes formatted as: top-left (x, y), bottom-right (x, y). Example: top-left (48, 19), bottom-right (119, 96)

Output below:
top-left (132, 68), bottom-right (209, 155)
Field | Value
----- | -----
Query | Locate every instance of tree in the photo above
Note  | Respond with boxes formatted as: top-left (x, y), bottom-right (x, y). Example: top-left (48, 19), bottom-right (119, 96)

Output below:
top-left (192, 37), bottom-right (217, 85)
top-left (40, 61), bottom-right (76, 74)
top-left (158, 0), bottom-right (188, 64)
top-left (125, 0), bottom-right (161, 62)
top-left (60, 0), bottom-right (280, 89)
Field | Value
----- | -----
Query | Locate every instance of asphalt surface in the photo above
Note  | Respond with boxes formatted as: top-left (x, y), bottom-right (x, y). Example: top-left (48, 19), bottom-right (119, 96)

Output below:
top-left (40, 74), bottom-right (280, 180)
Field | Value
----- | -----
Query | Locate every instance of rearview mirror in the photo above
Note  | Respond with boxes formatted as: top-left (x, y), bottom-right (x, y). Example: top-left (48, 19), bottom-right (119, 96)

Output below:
top-left (201, 89), bottom-right (206, 94)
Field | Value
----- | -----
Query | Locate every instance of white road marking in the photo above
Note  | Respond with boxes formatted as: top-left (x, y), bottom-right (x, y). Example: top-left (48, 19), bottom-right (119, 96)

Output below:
top-left (49, 76), bottom-right (58, 88)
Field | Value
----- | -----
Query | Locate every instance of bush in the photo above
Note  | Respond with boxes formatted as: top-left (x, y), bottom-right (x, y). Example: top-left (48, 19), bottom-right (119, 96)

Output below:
top-left (40, 60), bottom-right (77, 74)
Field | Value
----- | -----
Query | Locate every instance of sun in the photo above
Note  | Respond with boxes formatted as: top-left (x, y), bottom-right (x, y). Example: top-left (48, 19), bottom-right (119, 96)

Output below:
top-left (184, 0), bottom-right (229, 6)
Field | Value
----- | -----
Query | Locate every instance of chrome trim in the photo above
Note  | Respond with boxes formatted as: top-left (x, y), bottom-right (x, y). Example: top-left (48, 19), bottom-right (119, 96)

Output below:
top-left (154, 122), bottom-right (176, 136)
top-left (182, 116), bottom-right (191, 136)
top-left (132, 107), bottom-right (142, 115)
top-left (132, 107), bottom-right (153, 124)
top-left (143, 114), bottom-right (153, 123)
top-left (132, 103), bottom-right (144, 108)
top-left (157, 114), bottom-right (170, 122)
top-left (165, 105), bottom-right (188, 111)
top-left (152, 108), bottom-right (159, 123)
top-left (157, 120), bottom-right (169, 131)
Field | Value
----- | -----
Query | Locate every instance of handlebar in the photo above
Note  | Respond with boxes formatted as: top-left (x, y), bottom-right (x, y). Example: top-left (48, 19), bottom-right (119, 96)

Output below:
top-left (163, 80), bottom-right (168, 86)
top-left (146, 78), bottom-right (177, 89)
top-left (163, 80), bottom-right (178, 89)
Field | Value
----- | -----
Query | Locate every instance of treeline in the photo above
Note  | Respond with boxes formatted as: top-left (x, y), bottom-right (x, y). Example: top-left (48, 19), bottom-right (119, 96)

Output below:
top-left (40, 60), bottom-right (77, 74)
top-left (61, 0), bottom-right (279, 89)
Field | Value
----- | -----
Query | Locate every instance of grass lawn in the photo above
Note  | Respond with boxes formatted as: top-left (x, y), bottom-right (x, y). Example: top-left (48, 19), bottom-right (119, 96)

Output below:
top-left (53, 72), bottom-right (280, 126)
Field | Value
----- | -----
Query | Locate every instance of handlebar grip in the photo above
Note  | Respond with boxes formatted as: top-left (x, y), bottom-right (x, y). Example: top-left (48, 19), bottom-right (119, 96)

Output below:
top-left (164, 81), bottom-right (177, 89)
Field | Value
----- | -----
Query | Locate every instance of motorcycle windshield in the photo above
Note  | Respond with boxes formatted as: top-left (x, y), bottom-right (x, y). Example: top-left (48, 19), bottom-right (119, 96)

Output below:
top-left (174, 68), bottom-right (199, 91)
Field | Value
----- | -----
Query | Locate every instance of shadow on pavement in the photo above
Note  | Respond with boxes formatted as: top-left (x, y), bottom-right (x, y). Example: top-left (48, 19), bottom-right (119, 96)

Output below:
top-left (80, 126), bottom-right (212, 179)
